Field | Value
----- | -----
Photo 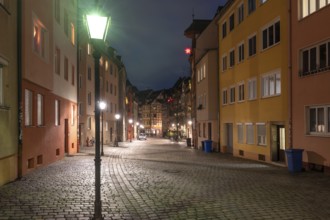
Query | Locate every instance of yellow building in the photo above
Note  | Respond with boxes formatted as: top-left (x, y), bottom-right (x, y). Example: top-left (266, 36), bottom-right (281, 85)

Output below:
top-left (219, 0), bottom-right (289, 164)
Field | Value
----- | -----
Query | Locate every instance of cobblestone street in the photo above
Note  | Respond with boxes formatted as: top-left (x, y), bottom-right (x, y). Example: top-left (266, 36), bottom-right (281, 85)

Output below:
top-left (1, 138), bottom-right (330, 219)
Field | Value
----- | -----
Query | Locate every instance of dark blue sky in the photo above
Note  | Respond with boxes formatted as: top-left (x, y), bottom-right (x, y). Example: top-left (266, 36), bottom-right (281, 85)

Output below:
top-left (103, 0), bottom-right (227, 90)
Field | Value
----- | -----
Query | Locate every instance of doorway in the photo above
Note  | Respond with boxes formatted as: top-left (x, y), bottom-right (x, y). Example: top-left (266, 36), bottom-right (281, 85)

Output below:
top-left (64, 119), bottom-right (69, 154)
top-left (271, 125), bottom-right (286, 162)
top-left (226, 123), bottom-right (233, 154)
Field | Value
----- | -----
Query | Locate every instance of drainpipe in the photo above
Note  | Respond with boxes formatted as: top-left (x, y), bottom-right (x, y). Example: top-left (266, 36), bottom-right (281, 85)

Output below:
top-left (17, 0), bottom-right (23, 179)
top-left (288, 0), bottom-right (293, 149)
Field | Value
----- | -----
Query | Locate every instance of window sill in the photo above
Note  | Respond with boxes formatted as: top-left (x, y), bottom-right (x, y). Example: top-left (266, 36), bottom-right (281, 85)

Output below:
top-left (261, 94), bottom-right (281, 99)
top-left (306, 133), bottom-right (330, 137)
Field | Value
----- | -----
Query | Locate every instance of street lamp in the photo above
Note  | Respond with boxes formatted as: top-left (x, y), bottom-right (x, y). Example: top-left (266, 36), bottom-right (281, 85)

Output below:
top-left (85, 10), bottom-right (110, 220)
top-left (115, 114), bottom-right (120, 147)
top-left (128, 119), bottom-right (133, 142)
top-left (99, 101), bottom-right (106, 156)
top-left (188, 120), bottom-right (192, 138)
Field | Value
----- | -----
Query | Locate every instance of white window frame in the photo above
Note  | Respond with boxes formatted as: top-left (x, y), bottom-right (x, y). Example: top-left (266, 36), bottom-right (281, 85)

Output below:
top-left (237, 3), bottom-right (244, 24)
top-left (230, 86), bottom-right (235, 104)
top-left (55, 99), bottom-right (60, 126)
top-left (248, 34), bottom-right (257, 57)
top-left (238, 82), bottom-right (245, 102)
top-left (307, 105), bottom-right (330, 135)
top-left (238, 42), bottom-right (245, 63)
top-left (229, 48), bottom-right (235, 67)
top-left (237, 123), bottom-right (244, 144)
top-left (257, 123), bottom-right (267, 146)
top-left (25, 89), bottom-right (33, 126)
top-left (301, 0), bottom-right (330, 19)
top-left (248, 78), bottom-right (257, 100)
top-left (222, 88), bottom-right (228, 105)
top-left (261, 70), bottom-right (281, 98)
top-left (261, 19), bottom-right (280, 50)
top-left (37, 94), bottom-right (44, 126)
top-left (222, 54), bottom-right (227, 72)
top-left (246, 123), bottom-right (254, 144)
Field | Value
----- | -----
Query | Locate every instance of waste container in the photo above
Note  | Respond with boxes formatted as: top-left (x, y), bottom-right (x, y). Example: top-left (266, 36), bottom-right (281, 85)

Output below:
top-left (285, 149), bottom-right (304, 173)
top-left (204, 140), bottom-right (212, 153)
top-left (186, 138), bottom-right (191, 147)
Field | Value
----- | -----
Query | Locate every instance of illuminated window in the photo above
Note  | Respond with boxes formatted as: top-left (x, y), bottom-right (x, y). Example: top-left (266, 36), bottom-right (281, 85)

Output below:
top-left (71, 23), bottom-right (75, 45)
top-left (37, 94), bottom-right (44, 126)
top-left (55, 99), bottom-right (60, 126)
top-left (71, 105), bottom-right (75, 126)
top-left (33, 19), bottom-right (48, 59)
top-left (87, 43), bottom-right (92, 55)
top-left (261, 71), bottom-right (281, 97)
top-left (25, 89), bottom-right (33, 126)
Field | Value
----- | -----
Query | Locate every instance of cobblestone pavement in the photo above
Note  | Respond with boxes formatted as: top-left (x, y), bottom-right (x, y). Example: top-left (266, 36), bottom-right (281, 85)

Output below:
top-left (1, 138), bottom-right (330, 220)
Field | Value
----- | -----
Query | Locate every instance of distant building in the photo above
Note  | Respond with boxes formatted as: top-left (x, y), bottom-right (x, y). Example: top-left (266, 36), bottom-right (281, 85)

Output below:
top-left (290, 1), bottom-right (330, 173)
top-left (0, 0), bottom-right (18, 186)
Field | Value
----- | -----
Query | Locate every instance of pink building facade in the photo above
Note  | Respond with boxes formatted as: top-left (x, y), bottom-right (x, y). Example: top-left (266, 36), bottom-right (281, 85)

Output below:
top-left (291, 1), bottom-right (330, 173)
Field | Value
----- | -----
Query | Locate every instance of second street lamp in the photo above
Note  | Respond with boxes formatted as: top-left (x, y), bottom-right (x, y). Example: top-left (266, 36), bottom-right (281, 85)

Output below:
top-left (85, 10), bottom-right (110, 220)
top-left (115, 114), bottom-right (120, 147)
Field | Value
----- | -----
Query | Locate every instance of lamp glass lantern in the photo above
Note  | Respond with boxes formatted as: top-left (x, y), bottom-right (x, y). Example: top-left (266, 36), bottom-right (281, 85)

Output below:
top-left (86, 14), bottom-right (111, 41)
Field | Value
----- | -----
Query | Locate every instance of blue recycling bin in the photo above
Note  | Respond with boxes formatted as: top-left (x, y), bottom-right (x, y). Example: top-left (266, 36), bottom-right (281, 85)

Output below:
top-left (204, 140), bottom-right (212, 153)
top-left (285, 149), bottom-right (304, 173)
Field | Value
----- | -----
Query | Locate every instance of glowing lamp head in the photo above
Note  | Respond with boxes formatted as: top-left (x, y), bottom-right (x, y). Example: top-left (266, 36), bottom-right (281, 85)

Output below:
top-left (99, 101), bottom-right (106, 110)
top-left (86, 13), bottom-right (111, 41)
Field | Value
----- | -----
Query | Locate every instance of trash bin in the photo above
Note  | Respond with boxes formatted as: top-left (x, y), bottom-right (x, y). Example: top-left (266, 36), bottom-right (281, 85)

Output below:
top-left (204, 140), bottom-right (212, 153)
top-left (285, 149), bottom-right (304, 173)
top-left (186, 138), bottom-right (191, 147)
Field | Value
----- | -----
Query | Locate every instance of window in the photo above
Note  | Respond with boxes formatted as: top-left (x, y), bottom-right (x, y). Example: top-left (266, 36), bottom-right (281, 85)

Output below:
top-left (79, 103), bottom-right (83, 115)
top-left (238, 43), bottom-right (244, 63)
top-left (64, 11), bottom-right (68, 36)
top-left (230, 86), bottom-right (235, 103)
top-left (37, 94), bottom-right (44, 126)
top-left (33, 21), bottom-right (48, 59)
top-left (248, 0), bottom-right (256, 14)
top-left (71, 65), bottom-right (75, 85)
top-left (55, 100), bottom-right (60, 126)
top-left (229, 49), bottom-right (235, 67)
top-left (307, 106), bottom-right (330, 134)
top-left (87, 43), bottom-right (92, 55)
top-left (238, 3), bottom-right (244, 24)
top-left (25, 89), bottom-right (33, 126)
top-left (262, 20), bottom-right (280, 50)
top-left (64, 57), bottom-right (68, 81)
top-left (71, 23), bottom-right (75, 45)
top-left (88, 92), bottom-right (91, 105)
top-left (87, 117), bottom-right (91, 130)
top-left (301, 0), bottom-right (330, 19)
top-left (229, 13), bottom-right (235, 31)
top-left (222, 89), bottom-right (228, 105)
top-left (87, 66), bottom-right (92, 80)
top-left (237, 124), bottom-right (244, 143)
top-left (248, 78), bottom-right (257, 100)
top-left (248, 35), bottom-right (257, 56)
top-left (222, 22), bottom-right (227, 38)
top-left (55, 47), bottom-right (60, 75)
top-left (246, 123), bottom-right (254, 144)
top-left (71, 105), bottom-right (75, 126)
top-left (261, 71), bottom-right (281, 97)
top-left (257, 124), bottom-right (267, 146)
top-left (55, 0), bottom-right (60, 23)
top-left (222, 55), bottom-right (227, 72)
top-left (300, 41), bottom-right (330, 76)
top-left (0, 67), bottom-right (3, 105)
top-left (238, 83), bottom-right (245, 102)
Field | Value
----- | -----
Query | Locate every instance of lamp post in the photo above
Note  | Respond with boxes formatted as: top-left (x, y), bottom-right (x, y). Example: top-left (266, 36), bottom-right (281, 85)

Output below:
top-left (188, 120), bottom-right (192, 138)
top-left (99, 101), bottom-right (106, 156)
top-left (128, 119), bottom-right (133, 142)
top-left (115, 114), bottom-right (120, 147)
top-left (85, 11), bottom-right (110, 220)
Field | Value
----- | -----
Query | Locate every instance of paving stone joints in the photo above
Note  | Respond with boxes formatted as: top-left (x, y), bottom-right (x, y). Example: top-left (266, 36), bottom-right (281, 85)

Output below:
top-left (0, 138), bottom-right (330, 219)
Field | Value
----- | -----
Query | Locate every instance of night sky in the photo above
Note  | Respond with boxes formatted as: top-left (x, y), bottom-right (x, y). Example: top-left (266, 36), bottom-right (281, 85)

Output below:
top-left (90, 0), bottom-right (228, 91)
